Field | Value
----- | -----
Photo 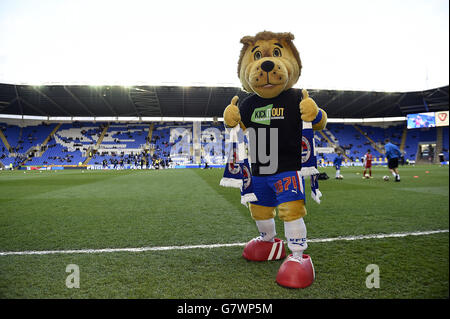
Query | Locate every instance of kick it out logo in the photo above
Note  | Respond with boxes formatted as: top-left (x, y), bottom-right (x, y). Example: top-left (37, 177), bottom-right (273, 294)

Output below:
top-left (251, 104), bottom-right (284, 125)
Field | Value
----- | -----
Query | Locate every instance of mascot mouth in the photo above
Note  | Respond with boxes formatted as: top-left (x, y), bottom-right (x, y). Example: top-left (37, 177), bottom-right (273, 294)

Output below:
top-left (249, 64), bottom-right (288, 91)
top-left (255, 82), bottom-right (283, 89)
top-left (250, 81), bottom-right (285, 94)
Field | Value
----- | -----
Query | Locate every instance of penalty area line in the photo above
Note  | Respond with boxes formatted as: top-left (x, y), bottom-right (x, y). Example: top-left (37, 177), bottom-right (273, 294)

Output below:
top-left (0, 229), bottom-right (448, 257)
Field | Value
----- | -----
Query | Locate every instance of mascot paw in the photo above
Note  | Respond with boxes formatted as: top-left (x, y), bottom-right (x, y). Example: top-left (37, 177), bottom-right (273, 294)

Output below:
top-left (242, 237), bottom-right (286, 261)
top-left (223, 96), bottom-right (241, 128)
top-left (299, 89), bottom-right (319, 122)
top-left (276, 254), bottom-right (315, 288)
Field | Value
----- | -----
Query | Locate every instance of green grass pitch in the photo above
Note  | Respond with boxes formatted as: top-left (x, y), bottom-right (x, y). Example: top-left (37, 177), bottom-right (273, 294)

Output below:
top-left (0, 165), bottom-right (448, 298)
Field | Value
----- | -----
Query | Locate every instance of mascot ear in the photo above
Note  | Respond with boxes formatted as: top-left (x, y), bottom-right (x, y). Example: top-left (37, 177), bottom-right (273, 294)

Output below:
top-left (240, 36), bottom-right (254, 45)
top-left (237, 36), bottom-right (255, 93)
top-left (237, 36), bottom-right (254, 77)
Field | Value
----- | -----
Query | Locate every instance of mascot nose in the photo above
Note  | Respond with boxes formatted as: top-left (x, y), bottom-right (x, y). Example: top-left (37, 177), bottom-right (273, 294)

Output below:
top-left (260, 60), bottom-right (275, 72)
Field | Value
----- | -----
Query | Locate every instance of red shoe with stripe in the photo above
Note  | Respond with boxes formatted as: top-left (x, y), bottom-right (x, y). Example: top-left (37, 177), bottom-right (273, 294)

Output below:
top-left (276, 254), bottom-right (315, 288)
top-left (242, 237), bottom-right (286, 261)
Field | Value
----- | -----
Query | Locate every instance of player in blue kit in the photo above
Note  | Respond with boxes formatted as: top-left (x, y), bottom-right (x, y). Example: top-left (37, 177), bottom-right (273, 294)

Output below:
top-left (333, 152), bottom-right (343, 179)
top-left (384, 139), bottom-right (402, 182)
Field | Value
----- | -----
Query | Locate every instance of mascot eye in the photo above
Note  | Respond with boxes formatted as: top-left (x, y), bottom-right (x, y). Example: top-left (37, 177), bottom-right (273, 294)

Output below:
top-left (254, 51), bottom-right (262, 60)
top-left (273, 48), bottom-right (282, 57)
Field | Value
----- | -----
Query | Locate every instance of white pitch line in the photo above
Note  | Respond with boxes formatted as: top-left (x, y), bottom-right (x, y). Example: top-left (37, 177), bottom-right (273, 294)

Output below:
top-left (0, 229), bottom-right (448, 257)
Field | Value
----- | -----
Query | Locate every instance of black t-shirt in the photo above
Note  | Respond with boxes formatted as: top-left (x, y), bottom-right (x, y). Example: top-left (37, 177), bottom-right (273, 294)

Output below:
top-left (239, 88), bottom-right (303, 176)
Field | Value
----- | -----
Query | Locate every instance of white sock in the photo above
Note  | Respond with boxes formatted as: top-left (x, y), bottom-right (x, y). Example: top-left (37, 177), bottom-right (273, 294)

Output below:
top-left (336, 170), bottom-right (340, 177)
top-left (255, 218), bottom-right (276, 242)
top-left (284, 218), bottom-right (307, 258)
top-left (392, 171), bottom-right (396, 177)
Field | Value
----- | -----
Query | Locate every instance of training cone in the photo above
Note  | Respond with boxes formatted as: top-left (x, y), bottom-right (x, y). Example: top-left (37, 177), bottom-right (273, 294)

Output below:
top-left (242, 238), bottom-right (286, 261)
top-left (276, 254), bottom-right (315, 288)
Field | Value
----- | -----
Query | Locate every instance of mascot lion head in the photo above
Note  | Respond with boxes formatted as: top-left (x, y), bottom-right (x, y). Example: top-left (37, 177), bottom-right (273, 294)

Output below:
top-left (238, 31), bottom-right (302, 99)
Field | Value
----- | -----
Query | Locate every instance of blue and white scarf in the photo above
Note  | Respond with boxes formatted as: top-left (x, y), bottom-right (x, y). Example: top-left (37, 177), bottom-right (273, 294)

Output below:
top-left (220, 126), bottom-right (258, 206)
top-left (300, 121), bottom-right (322, 204)
top-left (220, 126), bottom-right (243, 188)
top-left (299, 121), bottom-right (320, 177)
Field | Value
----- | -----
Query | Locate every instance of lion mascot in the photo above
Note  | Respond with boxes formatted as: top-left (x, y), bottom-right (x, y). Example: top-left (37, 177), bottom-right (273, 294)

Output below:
top-left (223, 31), bottom-right (327, 288)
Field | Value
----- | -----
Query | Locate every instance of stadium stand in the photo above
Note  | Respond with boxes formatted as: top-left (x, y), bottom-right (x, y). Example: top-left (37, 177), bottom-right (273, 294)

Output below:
top-left (31, 122), bottom-right (101, 166)
top-left (0, 84), bottom-right (448, 169)
top-left (89, 123), bottom-right (149, 165)
top-left (0, 122), bottom-right (57, 167)
top-left (1, 119), bottom-right (448, 170)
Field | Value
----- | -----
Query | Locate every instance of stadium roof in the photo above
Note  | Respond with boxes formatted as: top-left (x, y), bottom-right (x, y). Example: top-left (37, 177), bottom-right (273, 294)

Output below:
top-left (0, 84), bottom-right (448, 119)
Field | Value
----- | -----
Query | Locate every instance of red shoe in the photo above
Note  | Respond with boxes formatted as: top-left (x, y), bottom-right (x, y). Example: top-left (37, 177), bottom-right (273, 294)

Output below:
top-left (276, 254), bottom-right (315, 288)
top-left (242, 237), bottom-right (286, 261)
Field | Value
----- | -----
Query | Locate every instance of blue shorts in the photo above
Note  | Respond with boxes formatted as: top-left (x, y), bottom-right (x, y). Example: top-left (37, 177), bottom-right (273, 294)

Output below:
top-left (252, 171), bottom-right (306, 207)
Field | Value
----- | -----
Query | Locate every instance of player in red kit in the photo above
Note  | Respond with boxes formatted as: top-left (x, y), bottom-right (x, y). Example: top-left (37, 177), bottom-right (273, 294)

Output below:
top-left (363, 149), bottom-right (373, 178)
